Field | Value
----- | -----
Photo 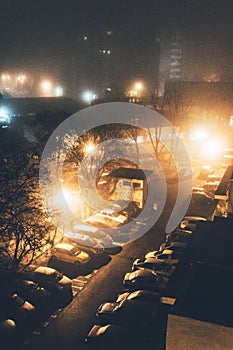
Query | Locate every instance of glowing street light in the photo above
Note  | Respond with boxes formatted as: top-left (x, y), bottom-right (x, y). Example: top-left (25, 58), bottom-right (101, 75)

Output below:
top-left (41, 80), bottom-right (52, 96)
top-left (190, 128), bottom-right (208, 141)
top-left (204, 139), bottom-right (225, 161)
top-left (135, 82), bottom-right (143, 91)
top-left (16, 75), bottom-right (26, 83)
top-left (84, 142), bottom-right (96, 155)
top-left (54, 86), bottom-right (63, 97)
top-left (82, 90), bottom-right (96, 104)
top-left (135, 82), bottom-right (143, 99)
top-left (1, 74), bottom-right (11, 81)
top-left (0, 106), bottom-right (11, 123)
top-left (127, 82), bottom-right (144, 103)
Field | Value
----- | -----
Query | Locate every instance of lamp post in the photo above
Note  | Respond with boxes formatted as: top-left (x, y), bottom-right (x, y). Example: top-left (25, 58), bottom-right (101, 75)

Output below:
top-left (135, 82), bottom-right (143, 99)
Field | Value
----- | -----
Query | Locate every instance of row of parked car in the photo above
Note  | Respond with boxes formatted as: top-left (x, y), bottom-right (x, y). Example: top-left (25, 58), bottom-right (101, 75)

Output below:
top-left (0, 265), bottom-right (73, 346)
top-left (85, 215), bottom-right (206, 349)
top-left (0, 222), bottom-right (128, 346)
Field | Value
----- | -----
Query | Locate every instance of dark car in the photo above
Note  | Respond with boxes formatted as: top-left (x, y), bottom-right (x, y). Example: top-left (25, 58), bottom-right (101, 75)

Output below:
top-left (168, 167), bottom-right (193, 183)
top-left (116, 290), bottom-right (161, 304)
top-left (10, 279), bottom-right (51, 309)
top-left (96, 299), bottom-right (158, 327)
top-left (86, 324), bottom-right (133, 350)
top-left (187, 193), bottom-right (216, 218)
top-left (165, 228), bottom-right (192, 243)
top-left (159, 241), bottom-right (187, 258)
top-left (0, 292), bottom-right (35, 325)
top-left (0, 318), bottom-right (16, 344)
top-left (27, 266), bottom-right (73, 306)
top-left (123, 269), bottom-right (168, 293)
top-left (132, 258), bottom-right (176, 277)
top-left (178, 216), bottom-right (207, 232)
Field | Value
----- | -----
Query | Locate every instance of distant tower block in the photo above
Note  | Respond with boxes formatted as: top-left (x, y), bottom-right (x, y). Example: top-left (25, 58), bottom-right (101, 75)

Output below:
top-left (158, 29), bottom-right (183, 96)
top-left (169, 31), bottom-right (182, 80)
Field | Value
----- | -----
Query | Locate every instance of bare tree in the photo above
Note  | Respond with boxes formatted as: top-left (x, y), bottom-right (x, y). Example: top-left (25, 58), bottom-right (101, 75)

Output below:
top-left (0, 154), bottom-right (55, 273)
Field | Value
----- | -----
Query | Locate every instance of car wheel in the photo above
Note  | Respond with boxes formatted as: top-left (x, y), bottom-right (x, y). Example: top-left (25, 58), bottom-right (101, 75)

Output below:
top-left (50, 255), bottom-right (57, 261)
top-left (74, 261), bottom-right (81, 267)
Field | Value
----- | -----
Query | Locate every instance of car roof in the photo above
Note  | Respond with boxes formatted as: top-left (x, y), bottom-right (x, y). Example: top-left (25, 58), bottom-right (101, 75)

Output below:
top-left (34, 266), bottom-right (58, 275)
top-left (54, 243), bottom-right (76, 251)
top-left (64, 231), bottom-right (98, 243)
top-left (183, 216), bottom-right (207, 221)
top-left (142, 257), bottom-right (167, 264)
top-left (73, 224), bottom-right (98, 233)
top-left (130, 269), bottom-right (157, 278)
top-left (160, 249), bottom-right (174, 255)
top-left (172, 228), bottom-right (192, 234)
top-left (127, 290), bottom-right (160, 299)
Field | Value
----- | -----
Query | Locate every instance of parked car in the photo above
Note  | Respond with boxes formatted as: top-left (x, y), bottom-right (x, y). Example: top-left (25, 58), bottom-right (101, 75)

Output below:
top-left (206, 174), bottom-right (221, 182)
top-left (51, 243), bottom-right (90, 266)
top-left (179, 216), bottom-right (207, 232)
top-left (10, 279), bottom-right (51, 308)
top-left (28, 266), bottom-right (72, 306)
top-left (0, 292), bottom-right (35, 325)
top-left (168, 167), bottom-right (193, 183)
top-left (123, 269), bottom-right (168, 293)
top-left (84, 209), bottom-right (127, 228)
top-left (96, 299), bottom-right (157, 326)
top-left (116, 290), bottom-right (161, 304)
top-left (145, 249), bottom-right (180, 263)
top-left (178, 167), bottom-right (193, 180)
top-left (86, 323), bottom-right (132, 349)
top-left (132, 258), bottom-right (176, 277)
top-left (64, 230), bottom-right (104, 252)
top-left (159, 241), bottom-right (187, 258)
top-left (0, 318), bottom-right (16, 343)
top-left (84, 214), bottom-right (111, 228)
top-left (165, 228), bottom-right (192, 243)
top-left (198, 165), bottom-right (213, 180)
top-left (64, 224), bottom-right (121, 255)
top-left (105, 227), bottom-right (130, 245)
top-left (203, 182), bottom-right (220, 198)
top-left (187, 192), bottom-right (215, 218)
top-left (192, 186), bottom-right (204, 193)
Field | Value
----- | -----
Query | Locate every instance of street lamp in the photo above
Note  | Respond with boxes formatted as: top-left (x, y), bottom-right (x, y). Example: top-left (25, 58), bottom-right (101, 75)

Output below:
top-left (82, 90), bottom-right (96, 104)
top-left (41, 80), bottom-right (52, 97)
top-left (54, 86), bottom-right (63, 97)
top-left (16, 75), bottom-right (26, 84)
top-left (135, 82), bottom-right (143, 100)
top-left (84, 142), bottom-right (96, 155)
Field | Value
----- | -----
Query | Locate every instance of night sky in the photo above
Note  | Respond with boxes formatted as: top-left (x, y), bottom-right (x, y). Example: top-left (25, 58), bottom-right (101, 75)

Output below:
top-left (0, 0), bottom-right (232, 97)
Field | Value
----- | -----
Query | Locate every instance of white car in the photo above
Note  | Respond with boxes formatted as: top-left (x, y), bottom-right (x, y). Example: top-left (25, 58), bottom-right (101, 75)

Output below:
top-left (64, 224), bottom-right (121, 254)
top-left (100, 209), bottom-right (127, 224)
top-left (64, 231), bottom-right (104, 251)
top-left (84, 209), bottom-right (127, 228)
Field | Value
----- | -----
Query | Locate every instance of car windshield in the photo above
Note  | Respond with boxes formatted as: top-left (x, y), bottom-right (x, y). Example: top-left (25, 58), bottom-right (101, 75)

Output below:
top-left (71, 247), bottom-right (81, 255)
